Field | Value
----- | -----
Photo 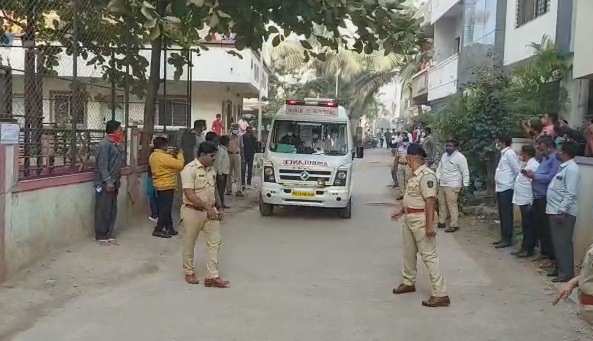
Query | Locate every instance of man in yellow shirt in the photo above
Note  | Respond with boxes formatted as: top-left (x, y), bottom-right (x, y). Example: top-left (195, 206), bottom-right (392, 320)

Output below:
top-left (148, 137), bottom-right (184, 238)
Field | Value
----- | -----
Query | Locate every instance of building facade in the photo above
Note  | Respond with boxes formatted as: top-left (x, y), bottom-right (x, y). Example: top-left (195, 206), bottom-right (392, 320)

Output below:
top-left (403, 0), bottom-right (592, 126)
top-left (0, 33), bottom-right (269, 133)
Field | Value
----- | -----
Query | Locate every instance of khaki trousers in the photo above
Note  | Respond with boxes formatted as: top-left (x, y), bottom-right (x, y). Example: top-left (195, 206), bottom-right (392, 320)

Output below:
top-left (401, 213), bottom-right (447, 297)
top-left (581, 304), bottom-right (593, 326)
top-left (397, 164), bottom-right (411, 194)
top-left (438, 186), bottom-right (461, 227)
top-left (226, 153), bottom-right (242, 192)
top-left (181, 206), bottom-right (221, 278)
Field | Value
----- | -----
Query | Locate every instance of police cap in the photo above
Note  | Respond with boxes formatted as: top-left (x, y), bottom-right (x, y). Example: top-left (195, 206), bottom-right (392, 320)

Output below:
top-left (407, 143), bottom-right (427, 158)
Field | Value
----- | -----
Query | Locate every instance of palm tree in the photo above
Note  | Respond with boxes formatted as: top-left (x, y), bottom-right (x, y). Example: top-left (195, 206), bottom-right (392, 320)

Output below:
top-left (270, 40), bottom-right (424, 116)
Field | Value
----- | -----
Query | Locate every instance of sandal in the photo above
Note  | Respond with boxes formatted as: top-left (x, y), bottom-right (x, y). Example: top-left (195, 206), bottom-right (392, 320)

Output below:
top-left (96, 240), bottom-right (110, 246)
top-left (108, 239), bottom-right (119, 245)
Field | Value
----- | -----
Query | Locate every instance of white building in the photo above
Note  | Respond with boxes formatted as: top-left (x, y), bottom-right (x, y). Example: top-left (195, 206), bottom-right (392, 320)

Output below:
top-left (503, 0), bottom-right (591, 125)
top-left (0, 34), bottom-right (269, 132)
top-left (402, 0), bottom-right (463, 124)
top-left (427, 0), bottom-right (463, 107)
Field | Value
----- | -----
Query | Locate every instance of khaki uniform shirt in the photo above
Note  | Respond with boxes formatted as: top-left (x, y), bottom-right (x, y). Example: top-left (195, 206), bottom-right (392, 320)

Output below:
top-left (580, 244), bottom-right (593, 296)
top-left (180, 159), bottom-right (217, 207)
top-left (228, 135), bottom-right (243, 154)
top-left (402, 164), bottom-right (438, 209)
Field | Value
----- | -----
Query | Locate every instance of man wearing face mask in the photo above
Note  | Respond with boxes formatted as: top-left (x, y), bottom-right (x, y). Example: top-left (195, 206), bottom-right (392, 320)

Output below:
top-left (493, 135), bottom-right (521, 249)
top-left (523, 136), bottom-right (560, 269)
top-left (328, 128), bottom-right (343, 152)
top-left (391, 143), bottom-right (450, 307)
top-left (544, 140), bottom-right (580, 283)
top-left (511, 145), bottom-right (539, 257)
top-left (226, 123), bottom-right (245, 197)
top-left (279, 128), bottom-right (301, 145)
top-left (435, 139), bottom-right (469, 233)
top-left (93, 120), bottom-right (124, 246)
top-left (310, 128), bottom-right (325, 150)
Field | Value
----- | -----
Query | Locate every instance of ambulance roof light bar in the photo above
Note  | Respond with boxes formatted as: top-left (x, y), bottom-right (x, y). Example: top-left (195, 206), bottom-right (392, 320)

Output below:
top-left (285, 99), bottom-right (338, 107)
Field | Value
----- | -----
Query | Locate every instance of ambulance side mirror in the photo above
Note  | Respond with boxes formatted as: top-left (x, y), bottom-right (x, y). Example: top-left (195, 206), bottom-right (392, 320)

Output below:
top-left (356, 146), bottom-right (364, 159)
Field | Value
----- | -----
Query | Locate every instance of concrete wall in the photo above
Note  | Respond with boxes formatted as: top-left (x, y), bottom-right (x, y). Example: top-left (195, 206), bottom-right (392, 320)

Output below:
top-left (432, 0), bottom-right (462, 23)
top-left (428, 53), bottom-right (459, 101)
top-left (4, 173), bottom-right (147, 275)
top-left (574, 157), bottom-right (593, 271)
top-left (573, 0), bottom-right (593, 79)
top-left (503, 0), bottom-right (558, 66)
top-left (433, 15), bottom-right (463, 62)
top-left (0, 129), bottom-right (148, 281)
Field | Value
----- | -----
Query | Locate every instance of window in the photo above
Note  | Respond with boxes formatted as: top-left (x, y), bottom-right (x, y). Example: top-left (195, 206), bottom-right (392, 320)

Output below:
top-left (157, 96), bottom-right (188, 127)
top-left (270, 120), bottom-right (349, 155)
top-left (50, 90), bottom-right (87, 126)
top-left (516, 0), bottom-right (549, 28)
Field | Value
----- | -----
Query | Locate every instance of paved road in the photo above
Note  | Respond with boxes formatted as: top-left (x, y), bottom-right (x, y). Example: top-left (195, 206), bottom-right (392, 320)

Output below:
top-left (11, 149), bottom-right (591, 340)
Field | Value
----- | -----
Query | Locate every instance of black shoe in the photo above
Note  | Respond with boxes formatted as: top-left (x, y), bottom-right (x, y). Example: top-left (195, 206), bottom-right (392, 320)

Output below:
top-left (547, 268), bottom-right (559, 277)
top-left (152, 229), bottom-right (171, 239)
top-left (492, 239), bottom-right (503, 245)
top-left (166, 229), bottom-right (179, 236)
top-left (222, 204), bottom-right (230, 209)
top-left (517, 251), bottom-right (534, 258)
top-left (494, 242), bottom-right (512, 249)
top-left (437, 223), bottom-right (446, 229)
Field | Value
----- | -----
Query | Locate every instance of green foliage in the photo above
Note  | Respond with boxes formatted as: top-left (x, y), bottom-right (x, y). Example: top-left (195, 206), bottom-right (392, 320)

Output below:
top-left (2, 0), bottom-right (422, 136)
top-left (432, 68), bottom-right (517, 179)
top-left (431, 35), bottom-right (572, 192)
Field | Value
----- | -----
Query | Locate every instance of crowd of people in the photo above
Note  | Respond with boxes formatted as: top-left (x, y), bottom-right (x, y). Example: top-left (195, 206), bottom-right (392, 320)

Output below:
top-left (146, 117), bottom-right (259, 239)
top-left (94, 115), bottom-right (259, 288)
top-left (388, 112), bottom-right (593, 319)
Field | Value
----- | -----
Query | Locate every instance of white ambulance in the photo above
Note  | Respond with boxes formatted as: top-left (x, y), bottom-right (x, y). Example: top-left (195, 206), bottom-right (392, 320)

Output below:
top-left (259, 98), bottom-right (363, 219)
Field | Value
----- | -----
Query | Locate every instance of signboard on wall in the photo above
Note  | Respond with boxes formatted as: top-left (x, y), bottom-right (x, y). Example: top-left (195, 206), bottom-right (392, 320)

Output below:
top-left (0, 122), bottom-right (19, 144)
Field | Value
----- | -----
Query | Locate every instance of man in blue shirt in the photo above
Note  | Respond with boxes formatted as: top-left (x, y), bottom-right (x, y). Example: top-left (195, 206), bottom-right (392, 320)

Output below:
top-left (545, 140), bottom-right (580, 282)
top-left (524, 136), bottom-right (560, 271)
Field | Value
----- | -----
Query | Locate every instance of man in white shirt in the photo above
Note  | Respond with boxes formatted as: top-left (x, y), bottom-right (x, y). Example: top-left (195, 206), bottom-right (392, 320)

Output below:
top-left (435, 139), bottom-right (469, 233)
top-left (511, 145), bottom-right (540, 257)
top-left (494, 135), bottom-right (522, 248)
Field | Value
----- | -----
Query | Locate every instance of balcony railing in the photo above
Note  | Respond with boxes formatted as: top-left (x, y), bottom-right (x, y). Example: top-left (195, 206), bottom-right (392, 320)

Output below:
top-left (411, 69), bottom-right (429, 99)
top-left (428, 53), bottom-right (459, 101)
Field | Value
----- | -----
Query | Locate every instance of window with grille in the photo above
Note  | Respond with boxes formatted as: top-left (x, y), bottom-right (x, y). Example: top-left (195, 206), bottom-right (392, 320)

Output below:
top-left (158, 96), bottom-right (188, 127)
top-left (51, 91), bottom-right (87, 126)
top-left (516, 0), bottom-right (549, 28)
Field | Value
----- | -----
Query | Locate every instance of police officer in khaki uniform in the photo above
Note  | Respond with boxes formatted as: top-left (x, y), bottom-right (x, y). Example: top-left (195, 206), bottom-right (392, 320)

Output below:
top-left (226, 123), bottom-right (245, 197)
top-left (396, 132), bottom-right (411, 200)
top-left (180, 141), bottom-right (229, 288)
top-left (554, 243), bottom-right (593, 325)
top-left (391, 143), bottom-right (451, 307)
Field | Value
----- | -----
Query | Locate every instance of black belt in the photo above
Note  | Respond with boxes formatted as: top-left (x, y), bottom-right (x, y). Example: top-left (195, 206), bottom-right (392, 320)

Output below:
top-left (183, 204), bottom-right (205, 212)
